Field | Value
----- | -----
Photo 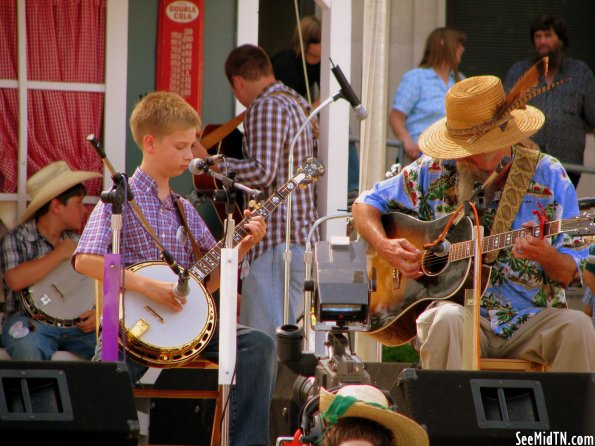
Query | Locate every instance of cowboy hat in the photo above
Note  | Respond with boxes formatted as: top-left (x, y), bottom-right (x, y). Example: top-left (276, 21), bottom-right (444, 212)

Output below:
top-left (18, 161), bottom-right (102, 224)
top-left (0, 202), bottom-right (17, 231)
top-left (419, 75), bottom-right (544, 159)
top-left (320, 385), bottom-right (429, 446)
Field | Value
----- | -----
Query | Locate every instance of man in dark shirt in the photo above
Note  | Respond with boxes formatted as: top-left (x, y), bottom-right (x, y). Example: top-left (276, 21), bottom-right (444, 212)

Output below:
top-left (504, 14), bottom-right (595, 187)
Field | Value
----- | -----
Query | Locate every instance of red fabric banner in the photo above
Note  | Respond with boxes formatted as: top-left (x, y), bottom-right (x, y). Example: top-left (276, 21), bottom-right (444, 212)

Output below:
top-left (156, 0), bottom-right (204, 113)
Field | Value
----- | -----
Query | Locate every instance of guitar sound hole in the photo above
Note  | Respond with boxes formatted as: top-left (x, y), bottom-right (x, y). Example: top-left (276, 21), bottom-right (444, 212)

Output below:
top-left (421, 251), bottom-right (448, 276)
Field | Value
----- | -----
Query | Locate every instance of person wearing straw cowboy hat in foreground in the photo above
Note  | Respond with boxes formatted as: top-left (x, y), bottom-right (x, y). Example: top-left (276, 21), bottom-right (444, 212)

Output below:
top-left (1, 161), bottom-right (101, 360)
top-left (317, 385), bottom-right (429, 446)
top-left (353, 61), bottom-right (594, 372)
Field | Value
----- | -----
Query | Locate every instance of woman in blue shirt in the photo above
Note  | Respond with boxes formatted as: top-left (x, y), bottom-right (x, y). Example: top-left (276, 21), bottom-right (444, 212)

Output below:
top-left (390, 27), bottom-right (466, 162)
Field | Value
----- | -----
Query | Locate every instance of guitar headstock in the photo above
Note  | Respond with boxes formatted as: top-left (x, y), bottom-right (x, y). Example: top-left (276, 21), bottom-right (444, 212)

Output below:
top-left (295, 157), bottom-right (325, 189)
top-left (562, 211), bottom-right (595, 236)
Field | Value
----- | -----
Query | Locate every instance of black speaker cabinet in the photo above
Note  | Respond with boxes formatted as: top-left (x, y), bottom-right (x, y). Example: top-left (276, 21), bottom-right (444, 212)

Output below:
top-left (0, 360), bottom-right (139, 444)
top-left (148, 367), bottom-right (219, 445)
top-left (396, 368), bottom-right (595, 446)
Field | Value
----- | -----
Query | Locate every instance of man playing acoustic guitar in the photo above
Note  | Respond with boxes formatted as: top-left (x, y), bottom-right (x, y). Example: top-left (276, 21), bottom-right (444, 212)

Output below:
top-left (1, 161), bottom-right (100, 360)
top-left (352, 71), bottom-right (594, 372)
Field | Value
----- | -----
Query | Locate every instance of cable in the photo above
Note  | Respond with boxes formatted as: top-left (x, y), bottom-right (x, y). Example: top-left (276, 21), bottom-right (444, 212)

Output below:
top-left (467, 201), bottom-right (483, 363)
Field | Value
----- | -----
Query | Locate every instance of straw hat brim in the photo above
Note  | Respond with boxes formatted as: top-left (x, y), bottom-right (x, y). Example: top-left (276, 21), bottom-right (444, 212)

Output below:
top-left (18, 171), bottom-right (102, 224)
top-left (319, 388), bottom-right (429, 446)
top-left (0, 202), bottom-right (17, 231)
top-left (418, 105), bottom-right (544, 160)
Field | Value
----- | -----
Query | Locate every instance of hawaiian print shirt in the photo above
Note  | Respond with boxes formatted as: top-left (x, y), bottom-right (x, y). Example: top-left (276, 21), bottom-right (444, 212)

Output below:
top-left (358, 147), bottom-right (588, 337)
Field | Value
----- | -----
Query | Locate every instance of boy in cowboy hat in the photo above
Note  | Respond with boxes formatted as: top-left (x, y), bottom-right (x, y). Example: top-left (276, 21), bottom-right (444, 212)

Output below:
top-left (0, 161), bottom-right (101, 360)
top-left (73, 91), bottom-right (277, 446)
top-left (352, 74), bottom-right (593, 372)
top-left (312, 384), bottom-right (428, 446)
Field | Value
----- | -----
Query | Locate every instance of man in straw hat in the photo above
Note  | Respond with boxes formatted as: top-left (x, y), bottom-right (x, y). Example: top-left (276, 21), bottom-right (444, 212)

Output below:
top-left (0, 161), bottom-right (101, 360)
top-left (314, 384), bottom-right (428, 446)
top-left (352, 73), bottom-right (593, 372)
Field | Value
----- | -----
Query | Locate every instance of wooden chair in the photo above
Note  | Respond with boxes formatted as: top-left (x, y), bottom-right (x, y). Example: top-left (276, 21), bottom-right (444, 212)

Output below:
top-left (133, 358), bottom-right (223, 446)
top-left (479, 357), bottom-right (545, 372)
top-left (463, 287), bottom-right (545, 373)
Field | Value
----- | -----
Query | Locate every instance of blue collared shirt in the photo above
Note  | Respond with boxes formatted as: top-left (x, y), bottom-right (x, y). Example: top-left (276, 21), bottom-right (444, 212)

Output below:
top-left (392, 67), bottom-right (460, 143)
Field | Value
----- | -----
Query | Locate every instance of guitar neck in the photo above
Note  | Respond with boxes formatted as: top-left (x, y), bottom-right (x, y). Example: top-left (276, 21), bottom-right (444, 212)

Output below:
top-left (450, 219), bottom-right (563, 261)
top-left (189, 178), bottom-right (300, 281)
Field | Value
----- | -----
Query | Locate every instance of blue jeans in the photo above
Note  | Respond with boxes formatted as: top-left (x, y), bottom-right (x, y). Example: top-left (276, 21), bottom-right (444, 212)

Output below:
top-left (1, 313), bottom-right (96, 360)
top-left (95, 324), bottom-right (277, 446)
top-left (240, 244), bottom-right (306, 339)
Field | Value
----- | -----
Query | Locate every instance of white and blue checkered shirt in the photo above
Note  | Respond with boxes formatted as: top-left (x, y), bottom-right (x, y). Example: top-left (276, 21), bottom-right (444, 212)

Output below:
top-left (224, 81), bottom-right (320, 262)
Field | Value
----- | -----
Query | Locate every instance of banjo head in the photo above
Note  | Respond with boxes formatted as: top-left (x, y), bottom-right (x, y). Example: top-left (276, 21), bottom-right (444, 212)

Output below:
top-left (122, 261), bottom-right (216, 366)
top-left (24, 260), bottom-right (95, 326)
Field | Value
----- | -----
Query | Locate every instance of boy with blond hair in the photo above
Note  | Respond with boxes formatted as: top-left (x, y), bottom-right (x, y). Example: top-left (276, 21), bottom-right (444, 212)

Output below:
top-left (74, 92), bottom-right (276, 445)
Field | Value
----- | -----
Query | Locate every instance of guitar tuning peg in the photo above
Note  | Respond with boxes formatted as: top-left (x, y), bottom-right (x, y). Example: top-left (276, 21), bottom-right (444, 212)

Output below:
top-left (296, 167), bottom-right (303, 174)
top-left (299, 184), bottom-right (308, 190)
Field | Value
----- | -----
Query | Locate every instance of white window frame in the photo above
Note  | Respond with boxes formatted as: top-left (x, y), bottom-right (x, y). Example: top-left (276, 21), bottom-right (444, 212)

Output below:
top-left (0, 0), bottom-right (128, 220)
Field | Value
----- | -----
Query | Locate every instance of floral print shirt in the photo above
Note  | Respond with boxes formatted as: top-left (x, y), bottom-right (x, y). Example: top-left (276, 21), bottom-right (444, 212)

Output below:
top-left (358, 148), bottom-right (588, 337)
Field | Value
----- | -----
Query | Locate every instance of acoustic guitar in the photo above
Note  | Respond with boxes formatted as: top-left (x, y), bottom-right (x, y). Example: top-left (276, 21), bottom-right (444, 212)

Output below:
top-left (364, 210), bottom-right (595, 347)
top-left (192, 114), bottom-right (245, 239)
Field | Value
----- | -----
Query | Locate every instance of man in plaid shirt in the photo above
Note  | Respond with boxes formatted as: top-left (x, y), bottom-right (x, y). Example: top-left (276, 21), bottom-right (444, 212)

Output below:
top-left (195, 44), bottom-right (320, 338)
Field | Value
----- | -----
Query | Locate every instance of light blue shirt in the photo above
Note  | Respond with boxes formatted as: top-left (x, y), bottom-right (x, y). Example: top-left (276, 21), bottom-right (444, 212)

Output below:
top-left (392, 67), bottom-right (459, 143)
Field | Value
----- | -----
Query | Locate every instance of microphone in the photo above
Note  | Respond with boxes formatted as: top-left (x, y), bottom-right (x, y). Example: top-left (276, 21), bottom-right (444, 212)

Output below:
top-left (330, 62), bottom-right (368, 120)
top-left (428, 240), bottom-right (450, 257)
top-left (172, 268), bottom-right (190, 300)
top-left (188, 154), bottom-right (224, 174)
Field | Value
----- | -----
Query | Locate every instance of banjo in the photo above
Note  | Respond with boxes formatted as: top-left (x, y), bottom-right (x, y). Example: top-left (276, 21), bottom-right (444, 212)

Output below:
top-left (20, 260), bottom-right (96, 327)
top-left (121, 157), bottom-right (325, 367)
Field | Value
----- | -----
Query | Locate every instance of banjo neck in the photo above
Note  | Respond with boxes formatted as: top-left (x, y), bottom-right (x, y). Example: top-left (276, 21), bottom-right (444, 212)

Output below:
top-left (188, 158), bottom-right (324, 281)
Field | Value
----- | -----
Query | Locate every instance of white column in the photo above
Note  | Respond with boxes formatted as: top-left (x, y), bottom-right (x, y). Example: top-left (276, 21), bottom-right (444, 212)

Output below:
top-left (316, 0), bottom-right (351, 240)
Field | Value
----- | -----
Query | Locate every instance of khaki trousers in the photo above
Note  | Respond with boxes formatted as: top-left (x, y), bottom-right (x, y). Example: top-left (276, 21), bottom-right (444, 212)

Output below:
top-left (416, 302), bottom-right (595, 372)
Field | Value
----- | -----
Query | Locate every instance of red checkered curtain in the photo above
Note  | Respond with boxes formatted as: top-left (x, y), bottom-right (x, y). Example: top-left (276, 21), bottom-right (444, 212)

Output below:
top-left (0, 0), bottom-right (105, 196)
top-left (0, 1), bottom-right (18, 192)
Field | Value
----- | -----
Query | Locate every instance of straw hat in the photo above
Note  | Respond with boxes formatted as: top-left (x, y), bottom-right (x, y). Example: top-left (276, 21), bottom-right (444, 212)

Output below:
top-left (18, 161), bottom-right (102, 224)
top-left (320, 385), bottom-right (429, 446)
top-left (419, 75), bottom-right (544, 159)
top-left (0, 202), bottom-right (17, 231)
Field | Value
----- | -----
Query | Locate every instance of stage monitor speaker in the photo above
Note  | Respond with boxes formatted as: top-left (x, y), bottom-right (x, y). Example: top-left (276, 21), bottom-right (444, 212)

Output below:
top-left (0, 360), bottom-right (139, 444)
top-left (148, 367), bottom-right (218, 445)
top-left (396, 368), bottom-right (595, 446)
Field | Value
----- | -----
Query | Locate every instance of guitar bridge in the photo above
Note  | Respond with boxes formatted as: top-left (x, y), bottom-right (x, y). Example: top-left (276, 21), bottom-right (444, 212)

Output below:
top-left (392, 268), bottom-right (401, 291)
top-left (130, 318), bottom-right (150, 338)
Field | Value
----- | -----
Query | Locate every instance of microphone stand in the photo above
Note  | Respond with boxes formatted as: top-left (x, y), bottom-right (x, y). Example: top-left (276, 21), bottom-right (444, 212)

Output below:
top-left (283, 91), bottom-right (346, 325)
top-left (99, 170), bottom-right (127, 362)
top-left (205, 167), bottom-right (261, 446)
top-left (86, 135), bottom-right (132, 362)
top-left (303, 213), bottom-right (352, 354)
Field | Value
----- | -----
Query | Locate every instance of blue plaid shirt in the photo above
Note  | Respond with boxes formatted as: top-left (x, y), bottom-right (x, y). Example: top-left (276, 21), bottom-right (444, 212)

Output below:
top-left (224, 81), bottom-right (319, 262)
top-left (75, 168), bottom-right (215, 270)
top-left (1, 220), bottom-right (79, 318)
